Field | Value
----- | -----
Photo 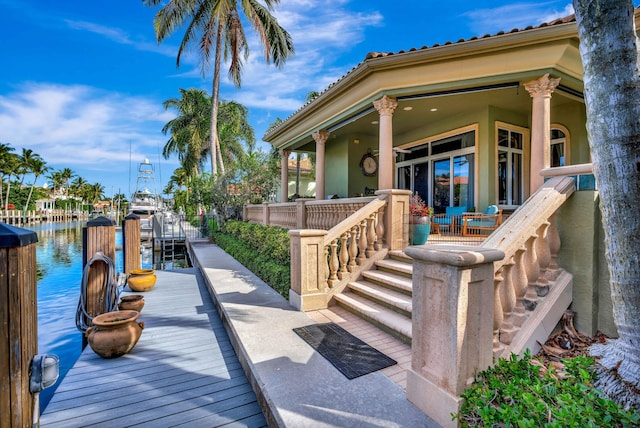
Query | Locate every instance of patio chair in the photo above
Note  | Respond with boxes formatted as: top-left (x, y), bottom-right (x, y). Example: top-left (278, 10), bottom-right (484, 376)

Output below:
top-left (462, 205), bottom-right (503, 236)
top-left (431, 206), bottom-right (467, 234)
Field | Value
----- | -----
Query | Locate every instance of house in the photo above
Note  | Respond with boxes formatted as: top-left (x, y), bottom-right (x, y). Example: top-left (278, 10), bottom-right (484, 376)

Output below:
top-left (250, 9), bottom-right (631, 426)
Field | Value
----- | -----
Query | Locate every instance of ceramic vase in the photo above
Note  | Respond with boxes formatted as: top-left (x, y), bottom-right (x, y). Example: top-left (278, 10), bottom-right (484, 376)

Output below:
top-left (118, 294), bottom-right (145, 312)
top-left (86, 310), bottom-right (144, 358)
top-left (128, 269), bottom-right (157, 292)
top-left (410, 219), bottom-right (431, 245)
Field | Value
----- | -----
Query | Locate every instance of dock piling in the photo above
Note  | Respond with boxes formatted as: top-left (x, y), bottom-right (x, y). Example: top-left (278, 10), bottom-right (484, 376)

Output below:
top-left (122, 214), bottom-right (141, 274)
top-left (82, 217), bottom-right (116, 321)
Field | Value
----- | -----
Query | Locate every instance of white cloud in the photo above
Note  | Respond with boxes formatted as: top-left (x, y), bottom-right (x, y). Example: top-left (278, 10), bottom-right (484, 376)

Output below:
top-left (0, 83), bottom-right (175, 176)
top-left (463, 2), bottom-right (574, 35)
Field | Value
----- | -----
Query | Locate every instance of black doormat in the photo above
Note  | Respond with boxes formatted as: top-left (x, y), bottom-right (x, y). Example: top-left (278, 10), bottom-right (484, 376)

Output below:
top-left (293, 323), bottom-right (397, 379)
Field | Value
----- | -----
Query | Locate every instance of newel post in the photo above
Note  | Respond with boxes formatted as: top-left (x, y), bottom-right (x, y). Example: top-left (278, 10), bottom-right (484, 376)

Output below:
top-left (375, 189), bottom-right (410, 251)
top-left (288, 229), bottom-right (328, 311)
top-left (295, 199), bottom-right (307, 229)
top-left (404, 245), bottom-right (504, 428)
top-left (262, 202), bottom-right (270, 226)
top-left (0, 224), bottom-right (39, 427)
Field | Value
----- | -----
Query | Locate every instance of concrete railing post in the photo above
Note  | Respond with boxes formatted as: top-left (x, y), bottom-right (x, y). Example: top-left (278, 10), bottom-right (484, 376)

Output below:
top-left (404, 245), bottom-right (504, 428)
top-left (288, 229), bottom-right (328, 311)
top-left (122, 214), bottom-right (141, 275)
top-left (375, 189), bottom-right (411, 251)
top-left (262, 202), bottom-right (270, 226)
top-left (0, 223), bottom-right (39, 427)
top-left (296, 199), bottom-right (307, 229)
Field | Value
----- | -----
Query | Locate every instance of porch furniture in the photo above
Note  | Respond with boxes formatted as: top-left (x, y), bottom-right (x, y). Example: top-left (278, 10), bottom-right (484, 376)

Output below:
top-left (431, 206), bottom-right (467, 234)
top-left (462, 205), bottom-right (503, 236)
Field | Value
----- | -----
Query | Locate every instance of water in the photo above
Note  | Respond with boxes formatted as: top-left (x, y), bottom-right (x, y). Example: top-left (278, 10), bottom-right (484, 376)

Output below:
top-left (28, 221), bottom-right (152, 411)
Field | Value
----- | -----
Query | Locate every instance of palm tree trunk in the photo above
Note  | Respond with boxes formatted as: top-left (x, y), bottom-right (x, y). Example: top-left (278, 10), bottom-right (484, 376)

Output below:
top-left (210, 22), bottom-right (223, 177)
top-left (575, 0), bottom-right (640, 388)
top-left (4, 175), bottom-right (11, 209)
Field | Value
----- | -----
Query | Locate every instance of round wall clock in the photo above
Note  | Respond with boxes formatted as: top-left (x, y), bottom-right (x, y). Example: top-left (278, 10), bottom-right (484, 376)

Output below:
top-left (360, 152), bottom-right (378, 176)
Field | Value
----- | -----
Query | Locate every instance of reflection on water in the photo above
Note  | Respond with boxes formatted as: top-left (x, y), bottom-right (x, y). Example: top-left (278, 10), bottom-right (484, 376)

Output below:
top-left (28, 221), bottom-right (131, 412)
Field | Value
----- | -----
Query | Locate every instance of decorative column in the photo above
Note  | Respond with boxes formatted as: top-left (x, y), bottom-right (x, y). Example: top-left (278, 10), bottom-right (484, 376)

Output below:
top-left (524, 74), bottom-right (560, 191)
top-left (279, 149), bottom-right (291, 203)
top-left (373, 96), bottom-right (398, 190)
top-left (312, 130), bottom-right (330, 200)
top-left (404, 245), bottom-right (504, 428)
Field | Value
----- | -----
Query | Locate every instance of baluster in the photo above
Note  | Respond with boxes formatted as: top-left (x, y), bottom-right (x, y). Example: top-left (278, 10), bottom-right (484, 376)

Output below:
top-left (499, 260), bottom-right (518, 345)
top-left (338, 232), bottom-right (349, 279)
top-left (375, 206), bottom-right (385, 250)
top-left (493, 268), bottom-right (505, 349)
top-left (535, 222), bottom-right (551, 296)
top-left (348, 226), bottom-right (359, 271)
top-left (322, 245), bottom-right (330, 290)
top-left (357, 220), bottom-right (368, 264)
top-left (328, 240), bottom-right (339, 287)
top-left (523, 236), bottom-right (540, 311)
top-left (366, 215), bottom-right (376, 257)
top-left (512, 247), bottom-right (529, 326)
top-left (546, 214), bottom-right (561, 281)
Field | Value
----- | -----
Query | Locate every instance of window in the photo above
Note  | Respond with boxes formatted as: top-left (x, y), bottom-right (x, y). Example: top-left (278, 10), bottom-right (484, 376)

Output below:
top-left (396, 128), bottom-right (476, 213)
top-left (498, 127), bottom-right (524, 206)
top-left (551, 128), bottom-right (567, 167)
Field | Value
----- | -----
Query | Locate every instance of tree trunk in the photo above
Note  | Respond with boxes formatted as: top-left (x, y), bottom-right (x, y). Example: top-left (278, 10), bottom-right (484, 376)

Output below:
top-left (295, 152), bottom-right (301, 196)
top-left (210, 22), bottom-right (222, 177)
top-left (574, 0), bottom-right (640, 387)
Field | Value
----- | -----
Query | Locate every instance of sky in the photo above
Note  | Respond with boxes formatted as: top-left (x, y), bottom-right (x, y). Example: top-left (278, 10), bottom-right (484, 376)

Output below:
top-left (0, 0), bottom-right (580, 199)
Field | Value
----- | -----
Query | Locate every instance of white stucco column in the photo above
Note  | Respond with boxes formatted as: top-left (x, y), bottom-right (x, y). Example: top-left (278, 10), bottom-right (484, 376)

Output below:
top-left (373, 95), bottom-right (398, 190)
top-left (279, 149), bottom-right (291, 203)
top-left (524, 74), bottom-right (560, 191)
top-left (312, 130), bottom-right (330, 200)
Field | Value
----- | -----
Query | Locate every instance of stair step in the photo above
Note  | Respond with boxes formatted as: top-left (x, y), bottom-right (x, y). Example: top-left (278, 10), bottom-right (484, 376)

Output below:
top-left (388, 250), bottom-right (412, 263)
top-left (334, 292), bottom-right (412, 342)
top-left (349, 281), bottom-right (412, 314)
top-left (375, 258), bottom-right (413, 276)
top-left (361, 270), bottom-right (413, 294)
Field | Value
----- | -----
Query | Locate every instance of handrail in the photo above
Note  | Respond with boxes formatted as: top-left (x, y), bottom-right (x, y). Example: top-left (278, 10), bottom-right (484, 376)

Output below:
top-left (324, 197), bottom-right (387, 244)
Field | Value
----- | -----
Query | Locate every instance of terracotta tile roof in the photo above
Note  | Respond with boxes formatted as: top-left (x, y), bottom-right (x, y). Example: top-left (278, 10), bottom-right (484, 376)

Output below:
top-left (264, 12), bottom-right (577, 139)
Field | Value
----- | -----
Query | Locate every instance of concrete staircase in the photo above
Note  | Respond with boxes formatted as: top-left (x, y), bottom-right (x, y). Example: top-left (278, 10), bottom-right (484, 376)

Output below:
top-left (333, 250), bottom-right (414, 344)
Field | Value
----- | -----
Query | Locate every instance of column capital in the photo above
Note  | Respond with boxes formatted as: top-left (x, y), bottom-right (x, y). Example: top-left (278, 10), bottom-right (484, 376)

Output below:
top-left (312, 130), bottom-right (330, 146)
top-left (373, 95), bottom-right (398, 116)
top-left (524, 73), bottom-right (561, 98)
top-left (279, 148), bottom-right (291, 159)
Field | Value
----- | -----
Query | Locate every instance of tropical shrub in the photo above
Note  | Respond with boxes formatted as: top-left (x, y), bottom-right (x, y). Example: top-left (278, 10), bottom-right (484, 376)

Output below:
top-left (454, 350), bottom-right (639, 426)
top-left (214, 221), bottom-right (289, 298)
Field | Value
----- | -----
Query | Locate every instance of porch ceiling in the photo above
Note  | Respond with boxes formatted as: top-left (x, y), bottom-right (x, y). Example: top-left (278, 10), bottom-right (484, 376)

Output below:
top-left (293, 83), bottom-right (580, 152)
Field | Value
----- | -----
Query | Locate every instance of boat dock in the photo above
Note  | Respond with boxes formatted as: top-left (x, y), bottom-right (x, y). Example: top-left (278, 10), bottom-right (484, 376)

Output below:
top-left (40, 267), bottom-right (266, 427)
top-left (41, 239), bottom-right (436, 427)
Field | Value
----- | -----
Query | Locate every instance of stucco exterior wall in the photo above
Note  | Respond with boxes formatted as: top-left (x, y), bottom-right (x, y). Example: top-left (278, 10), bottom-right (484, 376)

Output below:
top-left (325, 137), bottom-right (349, 198)
top-left (551, 102), bottom-right (590, 164)
top-left (556, 190), bottom-right (615, 337)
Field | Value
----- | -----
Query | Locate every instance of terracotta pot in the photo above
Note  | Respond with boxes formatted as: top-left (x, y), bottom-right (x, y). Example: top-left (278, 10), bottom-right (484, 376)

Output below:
top-left (128, 269), bottom-right (157, 292)
top-left (86, 310), bottom-right (144, 358)
top-left (118, 294), bottom-right (145, 312)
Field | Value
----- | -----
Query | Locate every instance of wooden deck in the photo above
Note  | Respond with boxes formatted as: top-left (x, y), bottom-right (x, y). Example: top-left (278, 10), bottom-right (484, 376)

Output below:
top-left (40, 268), bottom-right (266, 427)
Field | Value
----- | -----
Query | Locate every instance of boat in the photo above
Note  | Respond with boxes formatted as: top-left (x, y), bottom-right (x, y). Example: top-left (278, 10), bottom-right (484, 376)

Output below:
top-left (128, 159), bottom-right (164, 239)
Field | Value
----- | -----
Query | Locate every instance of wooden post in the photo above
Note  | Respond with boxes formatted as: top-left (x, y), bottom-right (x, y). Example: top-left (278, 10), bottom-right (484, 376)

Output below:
top-left (82, 216), bottom-right (116, 320)
top-left (0, 223), bottom-right (38, 428)
top-left (122, 214), bottom-right (141, 275)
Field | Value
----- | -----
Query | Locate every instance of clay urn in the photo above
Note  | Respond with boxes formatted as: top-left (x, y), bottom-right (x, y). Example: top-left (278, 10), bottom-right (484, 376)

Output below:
top-left (127, 269), bottom-right (157, 292)
top-left (118, 294), bottom-right (145, 312)
top-left (86, 310), bottom-right (144, 358)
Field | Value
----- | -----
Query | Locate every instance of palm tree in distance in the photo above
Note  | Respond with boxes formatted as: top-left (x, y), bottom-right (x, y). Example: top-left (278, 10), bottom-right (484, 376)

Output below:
top-left (24, 157), bottom-right (50, 212)
top-left (144, 0), bottom-right (294, 177)
top-left (161, 88), bottom-right (211, 178)
top-left (0, 142), bottom-right (15, 207)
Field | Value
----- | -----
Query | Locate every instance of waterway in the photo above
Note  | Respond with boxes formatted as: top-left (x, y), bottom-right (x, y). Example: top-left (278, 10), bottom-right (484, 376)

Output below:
top-left (29, 221), bottom-right (154, 411)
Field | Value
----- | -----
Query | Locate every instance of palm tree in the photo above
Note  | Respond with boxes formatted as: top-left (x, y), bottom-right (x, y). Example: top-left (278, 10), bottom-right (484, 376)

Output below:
top-left (18, 148), bottom-right (38, 186)
top-left (59, 168), bottom-right (75, 199)
top-left (144, 0), bottom-right (294, 177)
top-left (86, 183), bottom-right (105, 206)
top-left (47, 170), bottom-right (65, 200)
top-left (217, 99), bottom-right (253, 168)
top-left (24, 157), bottom-right (50, 212)
top-left (2, 152), bottom-right (20, 209)
top-left (0, 142), bottom-right (15, 206)
top-left (161, 88), bottom-right (211, 177)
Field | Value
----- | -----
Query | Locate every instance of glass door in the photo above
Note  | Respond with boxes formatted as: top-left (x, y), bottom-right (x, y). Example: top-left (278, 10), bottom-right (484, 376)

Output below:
top-left (432, 158), bottom-right (450, 213)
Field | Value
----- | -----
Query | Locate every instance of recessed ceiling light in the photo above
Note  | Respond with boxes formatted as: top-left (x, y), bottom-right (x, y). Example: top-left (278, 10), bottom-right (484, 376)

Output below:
top-left (403, 106), bottom-right (413, 111)
top-left (371, 120), bottom-right (379, 125)
top-left (430, 108), bottom-right (438, 112)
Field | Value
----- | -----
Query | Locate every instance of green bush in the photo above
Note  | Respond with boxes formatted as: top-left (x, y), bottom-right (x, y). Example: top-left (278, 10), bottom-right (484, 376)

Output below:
top-left (214, 221), bottom-right (290, 298)
top-left (454, 350), bottom-right (639, 427)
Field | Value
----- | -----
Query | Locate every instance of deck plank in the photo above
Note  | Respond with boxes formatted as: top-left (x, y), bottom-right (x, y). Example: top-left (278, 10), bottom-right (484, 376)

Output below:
top-left (40, 268), bottom-right (266, 427)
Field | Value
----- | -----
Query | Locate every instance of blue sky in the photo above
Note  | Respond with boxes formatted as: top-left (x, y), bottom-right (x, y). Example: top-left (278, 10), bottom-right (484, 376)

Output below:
top-left (0, 0), bottom-right (578, 199)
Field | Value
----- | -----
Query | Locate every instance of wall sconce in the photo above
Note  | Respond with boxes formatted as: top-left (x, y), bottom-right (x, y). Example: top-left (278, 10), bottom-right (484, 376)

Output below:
top-left (354, 139), bottom-right (360, 144)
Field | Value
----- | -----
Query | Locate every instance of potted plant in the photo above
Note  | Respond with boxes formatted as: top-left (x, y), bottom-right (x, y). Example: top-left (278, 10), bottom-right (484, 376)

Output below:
top-left (409, 193), bottom-right (434, 245)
